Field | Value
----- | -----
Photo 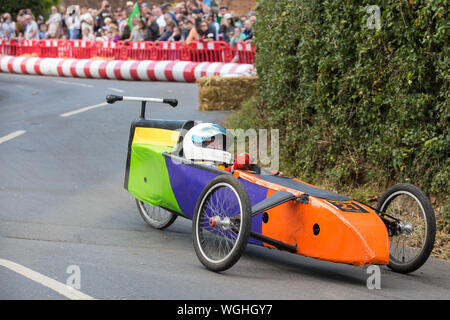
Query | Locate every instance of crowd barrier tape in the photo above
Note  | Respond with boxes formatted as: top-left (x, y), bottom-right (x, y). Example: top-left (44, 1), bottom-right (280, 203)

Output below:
top-left (0, 39), bottom-right (256, 64)
top-left (0, 55), bottom-right (255, 82)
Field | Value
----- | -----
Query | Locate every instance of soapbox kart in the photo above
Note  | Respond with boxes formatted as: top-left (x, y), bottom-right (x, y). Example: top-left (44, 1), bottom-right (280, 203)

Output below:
top-left (106, 94), bottom-right (436, 274)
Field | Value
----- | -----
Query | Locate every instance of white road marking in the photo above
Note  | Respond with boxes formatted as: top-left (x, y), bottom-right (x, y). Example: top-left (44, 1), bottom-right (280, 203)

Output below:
top-left (0, 130), bottom-right (26, 144)
top-left (0, 259), bottom-right (95, 300)
top-left (108, 87), bottom-right (124, 93)
top-left (54, 79), bottom-right (94, 88)
top-left (60, 102), bottom-right (108, 117)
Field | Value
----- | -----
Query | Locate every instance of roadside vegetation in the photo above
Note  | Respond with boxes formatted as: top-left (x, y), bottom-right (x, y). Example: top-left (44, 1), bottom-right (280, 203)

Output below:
top-left (227, 0), bottom-right (449, 259)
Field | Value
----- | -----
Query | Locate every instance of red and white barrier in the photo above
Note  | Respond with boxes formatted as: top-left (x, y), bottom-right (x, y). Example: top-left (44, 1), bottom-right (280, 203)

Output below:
top-left (0, 56), bottom-right (255, 82)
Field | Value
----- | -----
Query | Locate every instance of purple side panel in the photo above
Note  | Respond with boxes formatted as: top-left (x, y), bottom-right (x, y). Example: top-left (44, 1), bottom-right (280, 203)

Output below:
top-left (165, 156), bottom-right (269, 246)
top-left (165, 157), bottom-right (220, 219)
top-left (240, 179), bottom-right (268, 245)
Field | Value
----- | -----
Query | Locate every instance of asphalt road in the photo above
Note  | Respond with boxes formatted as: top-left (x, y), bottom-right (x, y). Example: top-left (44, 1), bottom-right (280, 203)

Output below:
top-left (0, 73), bottom-right (449, 300)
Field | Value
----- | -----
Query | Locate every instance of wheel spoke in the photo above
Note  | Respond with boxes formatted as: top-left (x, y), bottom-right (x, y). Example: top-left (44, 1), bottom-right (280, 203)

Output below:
top-left (197, 184), bottom-right (242, 263)
top-left (385, 192), bottom-right (427, 265)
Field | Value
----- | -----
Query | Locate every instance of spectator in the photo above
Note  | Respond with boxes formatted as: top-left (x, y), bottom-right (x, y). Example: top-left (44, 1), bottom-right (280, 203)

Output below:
top-left (109, 24), bottom-right (120, 42)
top-left (37, 15), bottom-right (44, 29)
top-left (218, 13), bottom-right (233, 43)
top-left (157, 20), bottom-right (176, 41)
top-left (0, 13), bottom-right (16, 39)
top-left (205, 14), bottom-right (218, 40)
top-left (129, 16), bottom-right (138, 30)
top-left (60, 5), bottom-right (68, 37)
top-left (80, 7), bottom-right (94, 34)
top-left (23, 14), bottom-right (39, 40)
top-left (93, 9), bottom-right (102, 32)
top-left (180, 19), bottom-right (193, 41)
top-left (119, 24), bottom-right (131, 41)
top-left (153, 7), bottom-right (166, 34)
top-left (162, 2), bottom-right (177, 25)
top-left (38, 23), bottom-right (47, 39)
top-left (46, 6), bottom-right (62, 38)
top-left (125, 1), bottom-right (135, 16)
top-left (164, 13), bottom-right (174, 26)
top-left (15, 9), bottom-right (26, 36)
top-left (66, 6), bottom-right (81, 39)
top-left (186, 1), bottom-right (196, 13)
top-left (113, 7), bottom-right (123, 26)
top-left (95, 29), bottom-right (103, 40)
top-left (144, 12), bottom-right (159, 41)
top-left (128, 19), bottom-right (146, 42)
top-left (102, 17), bottom-right (112, 32)
top-left (98, 1), bottom-right (112, 29)
top-left (202, 4), bottom-right (211, 16)
top-left (191, 8), bottom-right (202, 21)
top-left (168, 26), bottom-right (181, 41)
top-left (218, 5), bottom-right (228, 24)
top-left (82, 26), bottom-right (95, 41)
top-left (237, 15), bottom-right (247, 28)
top-left (186, 19), bottom-right (214, 45)
top-left (241, 19), bottom-right (253, 42)
top-left (118, 11), bottom-right (129, 31)
top-left (230, 26), bottom-right (244, 46)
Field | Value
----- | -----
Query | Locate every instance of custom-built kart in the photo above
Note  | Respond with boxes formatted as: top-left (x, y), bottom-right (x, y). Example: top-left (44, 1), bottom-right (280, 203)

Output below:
top-left (106, 94), bottom-right (436, 274)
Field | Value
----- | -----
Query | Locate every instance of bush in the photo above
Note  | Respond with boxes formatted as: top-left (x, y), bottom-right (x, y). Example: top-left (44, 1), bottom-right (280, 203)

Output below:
top-left (1, 0), bottom-right (59, 20)
top-left (250, 0), bottom-right (448, 224)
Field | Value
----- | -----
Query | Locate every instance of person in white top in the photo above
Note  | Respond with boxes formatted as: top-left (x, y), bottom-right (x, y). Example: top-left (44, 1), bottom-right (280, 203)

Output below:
top-left (80, 6), bottom-right (93, 34)
top-left (0, 13), bottom-right (16, 39)
top-left (82, 27), bottom-right (95, 41)
top-left (66, 6), bottom-right (81, 39)
top-left (46, 6), bottom-right (62, 38)
top-left (152, 7), bottom-right (166, 35)
top-left (23, 15), bottom-right (39, 40)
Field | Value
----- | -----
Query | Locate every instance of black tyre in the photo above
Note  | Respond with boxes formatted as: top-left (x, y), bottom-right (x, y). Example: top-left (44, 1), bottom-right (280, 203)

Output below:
top-left (377, 183), bottom-right (436, 274)
top-left (192, 175), bottom-right (252, 272)
top-left (136, 199), bottom-right (177, 230)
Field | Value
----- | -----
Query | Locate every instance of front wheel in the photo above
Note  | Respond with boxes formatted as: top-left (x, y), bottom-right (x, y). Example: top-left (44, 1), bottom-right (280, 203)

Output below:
top-left (192, 175), bottom-right (252, 272)
top-left (377, 183), bottom-right (436, 274)
top-left (136, 199), bottom-right (177, 230)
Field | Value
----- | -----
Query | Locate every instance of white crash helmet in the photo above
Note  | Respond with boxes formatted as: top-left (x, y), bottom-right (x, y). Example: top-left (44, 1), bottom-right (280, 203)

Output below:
top-left (183, 123), bottom-right (233, 164)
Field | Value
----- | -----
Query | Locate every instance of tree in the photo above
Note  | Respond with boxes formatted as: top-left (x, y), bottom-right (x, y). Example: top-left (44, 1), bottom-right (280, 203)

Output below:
top-left (1, 0), bottom-right (60, 20)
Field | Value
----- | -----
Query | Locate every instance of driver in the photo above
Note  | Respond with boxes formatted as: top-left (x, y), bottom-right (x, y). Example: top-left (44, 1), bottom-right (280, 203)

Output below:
top-left (183, 123), bottom-right (257, 172)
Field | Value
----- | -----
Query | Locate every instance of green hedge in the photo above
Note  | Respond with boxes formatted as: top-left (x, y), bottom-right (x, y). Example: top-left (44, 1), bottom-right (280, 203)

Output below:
top-left (1, 0), bottom-right (59, 20)
top-left (248, 0), bottom-right (448, 225)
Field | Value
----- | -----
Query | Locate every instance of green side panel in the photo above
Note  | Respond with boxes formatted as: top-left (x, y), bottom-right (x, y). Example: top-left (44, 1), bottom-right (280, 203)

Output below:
top-left (127, 143), bottom-right (181, 213)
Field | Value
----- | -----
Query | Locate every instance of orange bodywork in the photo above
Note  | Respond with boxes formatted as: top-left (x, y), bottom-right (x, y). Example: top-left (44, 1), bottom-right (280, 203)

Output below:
top-left (235, 171), bottom-right (390, 266)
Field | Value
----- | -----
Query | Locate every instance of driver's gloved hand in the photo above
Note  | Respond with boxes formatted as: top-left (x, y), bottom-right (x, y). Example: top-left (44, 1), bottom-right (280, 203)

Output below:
top-left (233, 153), bottom-right (252, 171)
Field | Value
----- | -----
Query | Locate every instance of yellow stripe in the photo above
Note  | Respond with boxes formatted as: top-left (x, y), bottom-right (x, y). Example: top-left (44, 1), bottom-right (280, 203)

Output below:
top-left (132, 127), bottom-right (180, 147)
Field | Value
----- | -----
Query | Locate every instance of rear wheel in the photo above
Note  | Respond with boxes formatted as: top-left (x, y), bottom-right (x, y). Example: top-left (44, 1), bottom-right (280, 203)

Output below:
top-left (377, 184), bottom-right (436, 274)
top-left (192, 175), bottom-right (252, 272)
top-left (136, 199), bottom-right (177, 230)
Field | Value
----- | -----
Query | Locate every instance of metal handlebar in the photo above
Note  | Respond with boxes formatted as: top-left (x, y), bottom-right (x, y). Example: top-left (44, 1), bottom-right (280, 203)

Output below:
top-left (105, 94), bottom-right (178, 107)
